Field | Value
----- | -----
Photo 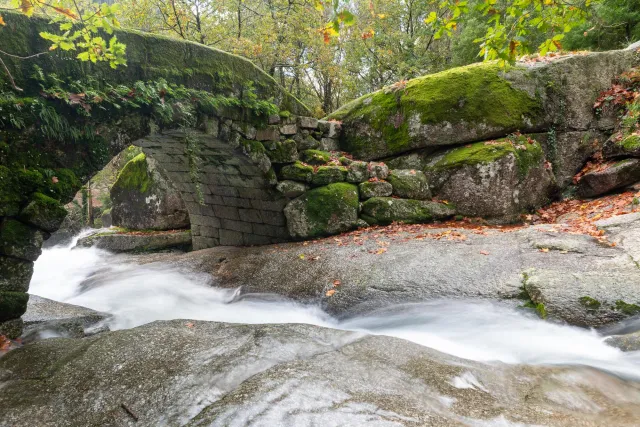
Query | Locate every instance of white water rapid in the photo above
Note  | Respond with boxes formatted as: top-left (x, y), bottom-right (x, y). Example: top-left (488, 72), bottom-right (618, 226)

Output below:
top-left (30, 232), bottom-right (640, 380)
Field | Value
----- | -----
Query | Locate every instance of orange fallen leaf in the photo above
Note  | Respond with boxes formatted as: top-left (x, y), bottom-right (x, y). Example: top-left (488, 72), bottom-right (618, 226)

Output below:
top-left (333, 279), bottom-right (341, 287)
top-left (185, 322), bottom-right (194, 328)
top-left (325, 289), bottom-right (336, 297)
top-left (539, 248), bottom-right (549, 253)
top-left (480, 250), bottom-right (490, 255)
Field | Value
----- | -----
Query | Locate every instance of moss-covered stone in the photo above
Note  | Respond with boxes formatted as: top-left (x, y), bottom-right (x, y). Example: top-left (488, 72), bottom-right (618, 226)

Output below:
top-left (346, 161), bottom-right (369, 183)
top-left (301, 150), bottom-right (331, 165)
top-left (279, 161), bottom-right (314, 183)
top-left (266, 139), bottom-right (298, 163)
top-left (0, 291), bottom-right (29, 321)
top-left (112, 153), bottom-right (151, 193)
top-left (19, 193), bottom-right (68, 233)
top-left (328, 62), bottom-right (542, 159)
top-left (311, 166), bottom-right (348, 186)
top-left (604, 134), bottom-right (640, 158)
top-left (284, 183), bottom-right (359, 238)
top-left (579, 296), bottom-right (601, 310)
top-left (358, 181), bottom-right (393, 199)
top-left (0, 219), bottom-right (44, 262)
top-left (0, 256), bottom-right (33, 293)
top-left (387, 170), bottom-right (431, 200)
top-left (430, 136), bottom-right (544, 178)
top-left (615, 300), bottom-right (640, 316)
top-left (361, 197), bottom-right (455, 225)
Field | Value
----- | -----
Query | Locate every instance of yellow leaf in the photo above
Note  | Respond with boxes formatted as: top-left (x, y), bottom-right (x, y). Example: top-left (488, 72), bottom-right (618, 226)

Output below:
top-left (20, 0), bottom-right (33, 16)
top-left (325, 289), bottom-right (336, 297)
top-left (0, 15), bottom-right (5, 26)
top-left (539, 248), bottom-right (549, 253)
top-left (299, 254), bottom-right (305, 260)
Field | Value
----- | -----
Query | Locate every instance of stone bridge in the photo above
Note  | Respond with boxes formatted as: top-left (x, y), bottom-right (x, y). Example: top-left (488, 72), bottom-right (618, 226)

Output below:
top-left (1, 9), bottom-right (639, 336)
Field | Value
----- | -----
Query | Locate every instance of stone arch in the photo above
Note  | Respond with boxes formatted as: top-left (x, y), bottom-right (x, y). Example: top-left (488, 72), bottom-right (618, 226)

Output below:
top-left (134, 125), bottom-right (290, 250)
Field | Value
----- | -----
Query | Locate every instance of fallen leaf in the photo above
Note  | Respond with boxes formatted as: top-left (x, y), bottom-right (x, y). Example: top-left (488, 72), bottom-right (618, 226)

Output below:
top-left (333, 279), bottom-right (341, 287)
top-left (325, 289), bottom-right (336, 297)
top-left (480, 250), bottom-right (490, 255)
top-left (299, 254), bottom-right (305, 260)
top-left (51, 176), bottom-right (59, 184)
top-left (185, 322), bottom-right (194, 328)
top-left (539, 248), bottom-right (549, 253)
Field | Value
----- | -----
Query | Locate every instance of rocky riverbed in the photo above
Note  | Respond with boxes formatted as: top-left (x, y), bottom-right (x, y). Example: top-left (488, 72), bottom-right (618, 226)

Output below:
top-left (3, 213), bottom-right (640, 426)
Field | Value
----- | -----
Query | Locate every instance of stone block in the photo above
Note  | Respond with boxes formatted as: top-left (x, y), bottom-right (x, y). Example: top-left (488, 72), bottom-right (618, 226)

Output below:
top-left (0, 219), bottom-right (44, 262)
top-left (280, 124), bottom-right (298, 135)
top-left (238, 209), bottom-right (263, 224)
top-left (219, 229), bottom-right (245, 246)
top-left (200, 226), bottom-right (220, 238)
top-left (260, 211), bottom-right (287, 226)
top-left (298, 117), bottom-right (318, 129)
top-left (221, 219), bottom-right (253, 233)
top-left (212, 205), bottom-right (240, 221)
top-left (209, 186), bottom-right (239, 198)
top-left (256, 127), bottom-right (280, 141)
top-left (222, 197), bottom-right (253, 208)
top-left (0, 256), bottom-right (33, 293)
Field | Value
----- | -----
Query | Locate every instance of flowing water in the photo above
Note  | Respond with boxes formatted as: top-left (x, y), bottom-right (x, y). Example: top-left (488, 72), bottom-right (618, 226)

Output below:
top-left (30, 231), bottom-right (640, 380)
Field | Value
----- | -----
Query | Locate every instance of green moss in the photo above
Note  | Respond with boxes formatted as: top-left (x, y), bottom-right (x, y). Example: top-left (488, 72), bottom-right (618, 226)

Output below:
top-left (329, 62), bottom-right (542, 156)
top-left (430, 136), bottom-right (544, 178)
top-left (620, 134), bottom-right (640, 151)
top-left (615, 300), bottom-right (640, 316)
top-left (19, 192), bottom-right (67, 232)
top-left (265, 139), bottom-right (297, 163)
top-left (301, 149), bottom-right (331, 165)
top-left (299, 183), bottom-right (359, 237)
top-left (112, 153), bottom-right (151, 193)
top-left (311, 166), bottom-right (348, 186)
top-left (361, 197), bottom-right (454, 225)
top-left (279, 161), bottom-right (314, 183)
top-left (0, 291), bottom-right (29, 321)
top-left (579, 296), bottom-right (601, 310)
top-left (523, 301), bottom-right (547, 319)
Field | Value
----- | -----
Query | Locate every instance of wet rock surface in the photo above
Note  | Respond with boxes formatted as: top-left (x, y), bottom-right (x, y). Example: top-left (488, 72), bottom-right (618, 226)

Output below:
top-left (76, 229), bottom-right (192, 253)
top-left (141, 216), bottom-right (640, 327)
top-left (21, 295), bottom-right (111, 342)
top-left (2, 320), bottom-right (640, 427)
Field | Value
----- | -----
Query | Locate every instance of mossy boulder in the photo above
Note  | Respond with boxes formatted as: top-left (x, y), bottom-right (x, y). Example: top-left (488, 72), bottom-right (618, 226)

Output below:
top-left (265, 139), bottom-right (298, 163)
top-left (311, 166), bottom-right (348, 186)
top-left (361, 197), bottom-right (455, 225)
top-left (0, 256), bottom-right (33, 293)
top-left (603, 134), bottom-right (640, 159)
top-left (327, 62), bottom-right (543, 160)
top-left (279, 161), bottom-right (314, 183)
top-left (110, 153), bottom-right (189, 231)
top-left (284, 183), bottom-right (359, 238)
top-left (424, 137), bottom-right (555, 220)
top-left (387, 170), bottom-right (431, 200)
top-left (18, 193), bottom-right (68, 233)
top-left (577, 158), bottom-right (640, 198)
top-left (358, 181), bottom-right (393, 199)
top-left (0, 219), bottom-right (44, 262)
top-left (0, 291), bottom-right (29, 322)
top-left (301, 150), bottom-right (331, 165)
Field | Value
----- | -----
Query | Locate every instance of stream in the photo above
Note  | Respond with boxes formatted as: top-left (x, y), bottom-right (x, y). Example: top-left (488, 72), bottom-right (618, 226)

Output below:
top-left (29, 231), bottom-right (640, 381)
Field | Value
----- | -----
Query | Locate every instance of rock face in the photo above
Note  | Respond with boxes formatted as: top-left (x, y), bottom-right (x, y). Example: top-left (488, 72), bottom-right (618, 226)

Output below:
top-left (361, 198), bottom-right (455, 225)
top-left (21, 295), bottom-right (110, 342)
top-left (76, 229), bottom-right (192, 253)
top-left (425, 138), bottom-right (555, 219)
top-left (2, 320), bottom-right (640, 426)
top-left (110, 153), bottom-right (190, 231)
top-left (328, 49), bottom-right (639, 161)
top-left (577, 159), bottom-right (640, 198)
top-left (284, 183), bottom-right (359, 238)
top-left (386, 169), bottom-right (431, 200)
top-left (152, 216), bottom-right (640, 328)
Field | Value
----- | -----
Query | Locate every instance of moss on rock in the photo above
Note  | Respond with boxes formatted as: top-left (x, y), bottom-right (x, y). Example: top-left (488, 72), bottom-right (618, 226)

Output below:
top-left (358, 181), bottom-right (393, 199)
top-left (615, 300), bottom-right (640, 316)
top-left (301, 150), bottom-right (331, 165)
top-left (19, 193), bottom-right (67, 233)
top-left (112, 153), bottom-right (151, 193)
top-left (279, 161), bottom-right (314, 183)
top-left (284, 183), bottom-right (359, 238)
top-left (361, 197), bottom-right (455, 225)
top-left (0, 291), bottom-right (29, 321)
top-left (311, 166), bottom-right (348, 186)
top-left (0, 219), bottom-right (44, 262)
top-left (266, 139), bottom-right (298, 163)
top-left (328, 62), bottom-right (542, 159)
top-left (579, 296), bottom-right (602, 310)
top-left (387, 170), bottom-right (431, 200)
